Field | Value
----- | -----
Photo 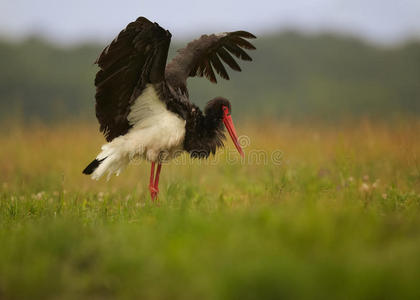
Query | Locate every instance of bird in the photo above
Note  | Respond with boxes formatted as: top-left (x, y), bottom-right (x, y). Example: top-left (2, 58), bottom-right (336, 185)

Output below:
top-left (83, 16), bottom-right (256, 200)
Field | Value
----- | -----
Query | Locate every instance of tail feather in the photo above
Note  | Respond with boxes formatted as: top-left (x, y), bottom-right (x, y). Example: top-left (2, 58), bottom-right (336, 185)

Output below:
top-left (84, 131), bottom-right (144, 180)
top-left (82, 158), bottom-right (106, 175)
top-left (83, 140), bottom-right (131, 180)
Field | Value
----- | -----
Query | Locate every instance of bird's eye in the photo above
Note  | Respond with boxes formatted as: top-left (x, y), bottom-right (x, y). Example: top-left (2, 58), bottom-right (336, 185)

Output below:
top-left (222, 106), bottom-right (229, 115)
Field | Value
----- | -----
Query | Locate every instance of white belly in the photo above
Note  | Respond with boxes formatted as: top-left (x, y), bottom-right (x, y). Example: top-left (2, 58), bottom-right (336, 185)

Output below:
top-left (91, 84), bottom-right (186, 180)
top-left (124, 110), bottom-right (186, 162)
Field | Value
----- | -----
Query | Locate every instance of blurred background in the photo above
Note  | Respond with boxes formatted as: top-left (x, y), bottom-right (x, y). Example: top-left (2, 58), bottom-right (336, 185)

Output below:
top-left (0, 0), bottom-right (419, 123)
top-left (1, 3), bottom-right (420, 298)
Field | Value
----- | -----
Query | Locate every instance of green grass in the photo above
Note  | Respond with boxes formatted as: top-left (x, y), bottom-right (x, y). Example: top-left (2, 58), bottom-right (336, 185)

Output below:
top-left (0, 121), bottom-right (420, 299)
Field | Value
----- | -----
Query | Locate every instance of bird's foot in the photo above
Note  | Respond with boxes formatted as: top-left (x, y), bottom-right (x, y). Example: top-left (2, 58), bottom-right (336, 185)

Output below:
top-left (149, 185), bottom-right (159, 201)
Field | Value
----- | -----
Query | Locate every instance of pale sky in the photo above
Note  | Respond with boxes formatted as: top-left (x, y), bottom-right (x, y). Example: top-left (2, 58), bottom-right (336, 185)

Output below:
top-left (1, 0), bottom-right (420, 44)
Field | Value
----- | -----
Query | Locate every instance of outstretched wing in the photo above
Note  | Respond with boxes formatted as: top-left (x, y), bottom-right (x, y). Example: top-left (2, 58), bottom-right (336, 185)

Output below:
top-left (165, 31), bottom-right (256, 94)
top-left (95, 17), bottom-right (171, 142)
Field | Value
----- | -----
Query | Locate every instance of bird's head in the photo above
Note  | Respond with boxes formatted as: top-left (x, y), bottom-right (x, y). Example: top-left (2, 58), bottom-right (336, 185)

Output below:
top-left (204, 97), bottom-right (244, 157)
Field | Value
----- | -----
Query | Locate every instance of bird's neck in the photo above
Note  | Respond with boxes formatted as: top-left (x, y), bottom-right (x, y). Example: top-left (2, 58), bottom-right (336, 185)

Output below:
top-left (183, 111), bottom-right (225, 159)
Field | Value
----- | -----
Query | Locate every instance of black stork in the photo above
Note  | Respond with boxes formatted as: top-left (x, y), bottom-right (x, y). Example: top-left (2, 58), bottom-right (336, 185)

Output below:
top-left (83, 17), bottom-right (256, 200)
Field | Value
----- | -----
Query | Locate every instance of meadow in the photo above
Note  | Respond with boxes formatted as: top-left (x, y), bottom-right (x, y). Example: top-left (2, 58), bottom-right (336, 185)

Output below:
top-left (0, 119), bottom-right (420, 299)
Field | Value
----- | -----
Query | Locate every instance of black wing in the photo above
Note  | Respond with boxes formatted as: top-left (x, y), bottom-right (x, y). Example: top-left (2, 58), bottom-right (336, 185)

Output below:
top-left (165, 31), bottom-right (256, 95)
top-left (95, 17), bottom-right (171, 142)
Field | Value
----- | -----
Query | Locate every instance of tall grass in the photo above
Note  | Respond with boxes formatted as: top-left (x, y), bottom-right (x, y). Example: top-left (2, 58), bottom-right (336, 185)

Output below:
top-left (0, 120), bottom-right (419, 299)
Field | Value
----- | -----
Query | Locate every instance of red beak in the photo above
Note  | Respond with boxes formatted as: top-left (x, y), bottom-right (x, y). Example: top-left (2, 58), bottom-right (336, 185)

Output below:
top-left (223, 114), bottom-right (244, 157)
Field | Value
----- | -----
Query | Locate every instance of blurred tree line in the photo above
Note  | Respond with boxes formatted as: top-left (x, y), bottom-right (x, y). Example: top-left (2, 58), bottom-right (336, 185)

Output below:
top-left (0, 32), bottom-right (419, 122)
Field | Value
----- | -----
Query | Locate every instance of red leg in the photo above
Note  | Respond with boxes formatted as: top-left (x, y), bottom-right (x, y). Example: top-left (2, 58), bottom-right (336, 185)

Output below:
top-left (149, 162), bottom-right (158, 201)
top-left (153, 163), bottom-right (162, 198)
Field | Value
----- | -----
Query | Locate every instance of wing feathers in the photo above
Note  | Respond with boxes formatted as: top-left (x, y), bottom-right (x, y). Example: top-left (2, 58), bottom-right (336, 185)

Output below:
top-left (94, 17), bottom-right (171, 142)
top-left (217, 47), bottom-right (242, 72)
top-left (165, 30), bottom-right (256, 90)
top-left (203, 59), bottom-right (217, 83)
top-left (224, 41), bottom-right (253, 61)
top-left (210, 53), bottom-right (230, 81)
top-left (232, 30), bottom-right (257, 39)
top-left (230, 36), bottom-right (256, 50)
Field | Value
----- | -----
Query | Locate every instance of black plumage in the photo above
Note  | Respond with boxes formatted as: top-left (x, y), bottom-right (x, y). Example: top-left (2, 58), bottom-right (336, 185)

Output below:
top-left (82, 157), bottom-right (106, 175)
top-left (92, 16), bottom-right (256, 157)
top-left (95, 17), bottom-right (171, 142)
top-left (165, 31), bottom-right (256, 95)
top-left (85, 16), bottom-right (256, 200)
top-left (183, 98), bottom-right (231, 158)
